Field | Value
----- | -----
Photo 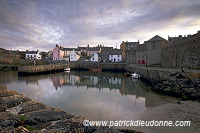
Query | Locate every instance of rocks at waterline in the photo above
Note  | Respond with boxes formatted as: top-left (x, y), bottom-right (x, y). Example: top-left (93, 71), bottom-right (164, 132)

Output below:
top-left (150, 72), bottom-right (200, 100)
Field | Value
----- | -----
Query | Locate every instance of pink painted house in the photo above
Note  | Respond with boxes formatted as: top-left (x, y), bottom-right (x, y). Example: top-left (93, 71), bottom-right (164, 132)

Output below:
top-left (53, 44), bottom-right (64, 60)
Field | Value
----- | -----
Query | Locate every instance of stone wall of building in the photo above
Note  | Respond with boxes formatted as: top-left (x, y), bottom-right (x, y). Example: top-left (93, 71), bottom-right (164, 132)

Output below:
top-left (125, 49), bottom-right (136, 63)
top-left (161, 31), bottom-right (200, 68)
top-left (145, 39), bottom-right (169, 66)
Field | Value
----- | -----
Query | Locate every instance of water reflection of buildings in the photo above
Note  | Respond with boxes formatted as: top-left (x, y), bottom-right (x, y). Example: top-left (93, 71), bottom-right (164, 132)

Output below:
top-left (2, 71), bottom-right (177, 108)
top-left (0, 71), bottom-right (18, 83)
top-left (51, 72), bottom-right (145, 98)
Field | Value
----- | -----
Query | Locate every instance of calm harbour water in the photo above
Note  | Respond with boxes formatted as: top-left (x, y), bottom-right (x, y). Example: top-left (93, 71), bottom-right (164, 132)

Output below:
top-left (0, 71), bottom-right (177, 122)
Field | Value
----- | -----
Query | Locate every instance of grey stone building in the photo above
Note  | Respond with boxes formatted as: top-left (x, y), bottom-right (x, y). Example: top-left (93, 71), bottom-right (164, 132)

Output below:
top-left (120, 41), bottom-right (139, 50)
top-left (144, 35), bottom-right (169, 65)
top-left (136, 44), bottom-right (147, 64)
top-left (168, 34), bottom-right (192, 44)
top-left (162, 31), bottom-right (200, 68)
top-left (125, 48), bottom-right (136, 64)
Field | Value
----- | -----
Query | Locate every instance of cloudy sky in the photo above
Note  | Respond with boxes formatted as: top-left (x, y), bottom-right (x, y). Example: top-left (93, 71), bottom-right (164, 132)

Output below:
top-left (0, 0), bottom-right (200, 51)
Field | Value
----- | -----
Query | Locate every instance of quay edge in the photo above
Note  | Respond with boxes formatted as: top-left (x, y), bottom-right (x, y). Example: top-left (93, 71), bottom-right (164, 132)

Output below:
top-left (18, 64), bottom-right (66, 75)
top-left (127, 64), bottom-right (200, 101)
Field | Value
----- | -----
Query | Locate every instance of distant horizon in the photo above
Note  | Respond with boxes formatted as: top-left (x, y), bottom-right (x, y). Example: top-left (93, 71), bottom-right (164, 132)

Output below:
top-left (2, 30), bottom-right (200, 52)
top-left (0, 0), bottom-right (200, 52)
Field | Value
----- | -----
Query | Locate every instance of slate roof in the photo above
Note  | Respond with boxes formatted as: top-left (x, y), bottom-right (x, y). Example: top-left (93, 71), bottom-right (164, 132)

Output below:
top-left (78, 47), bottom-right (87, 49)
top-left (147, 35), bottom-right (167, 42)
top-left (87, 47), bottom-right (100, 51)
top-left (124, 42), bottom-right (139, 46)
top-left (26, 51), bottom-right (39, 54)
top-left (63, 48), bottom-right (80, 51)
top-left (109, 49), bottom-right (123, 55)
top-left (101, 47), bottom-right (113, 51)
top-left (101, 50), bottom-right (110, 56)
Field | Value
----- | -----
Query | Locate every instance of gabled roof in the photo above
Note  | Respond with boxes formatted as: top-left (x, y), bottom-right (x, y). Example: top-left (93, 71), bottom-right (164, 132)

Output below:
top-left (147, 35), bottom-right (167, 41)
top-left (87, 47), bottom-right (100, 51)
top-left (109, 49), bottom-right (123, 55)
top-left (101, 50), bottom-right (110, 56)
top-left (125, 41), bottom-right (139, 45)
top-left (26, 51), bottom-right (39, 54)
top-left (63, 48), bottom-right (80, 51)
top-left (101, 47), bottom-right (113, 51)
top-left (70, 49), bottom-right (80, 55)
top-left (92, 52), bottom-right (100, 56)
top-left (78, 47), bottom-right (87, 49)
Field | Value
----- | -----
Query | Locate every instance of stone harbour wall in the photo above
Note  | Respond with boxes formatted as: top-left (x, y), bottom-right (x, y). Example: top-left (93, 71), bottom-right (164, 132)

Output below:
top-left (127, 65), bottom-right (200, 100)
top-left (161, 31), bottom-right (200, 68)
top-left (71, 62), bottom-right (127, 71)
top-left (18, 64), bottom-right (66, 75)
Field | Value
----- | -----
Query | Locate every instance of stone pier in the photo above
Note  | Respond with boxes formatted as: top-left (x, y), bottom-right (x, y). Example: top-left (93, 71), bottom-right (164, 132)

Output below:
top-left (127, 64), bottom-right (200, 100)
top-left (18, 64), bottom-right (66, 75)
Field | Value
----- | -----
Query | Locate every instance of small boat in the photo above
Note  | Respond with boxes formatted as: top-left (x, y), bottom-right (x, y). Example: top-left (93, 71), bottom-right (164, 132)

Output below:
top-left (125, 72), bottom-right (141, 79)
top-left (64, 60), bottom-right (70, 71)
top-left (64, 67), bottom-right (71, 71)
top-left (131, 73), bottom-right (141, 79)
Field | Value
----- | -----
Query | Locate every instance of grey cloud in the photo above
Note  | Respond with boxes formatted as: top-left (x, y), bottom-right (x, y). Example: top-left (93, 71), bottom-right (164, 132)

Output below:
top-left (0, 0), bottom-right (199, 51)
top-left (94, 0), bottom-right (200, 41)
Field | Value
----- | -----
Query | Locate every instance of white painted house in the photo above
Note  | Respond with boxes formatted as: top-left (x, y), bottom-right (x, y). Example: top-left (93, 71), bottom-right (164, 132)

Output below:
top-left (90, 52), bottom-right (100, 62)
top-left (70, 75), bottom-right (80, 86)
top-left (63, 48), bottom-right (81, 61)
top-left (70, 49), bottom-right (80, 61)
top-left (90, 76), bottom-right (98, 85)
top-left (109, 49), bottom-right (122, 62)
top-left (25, 50), bottom-right (41, 60)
